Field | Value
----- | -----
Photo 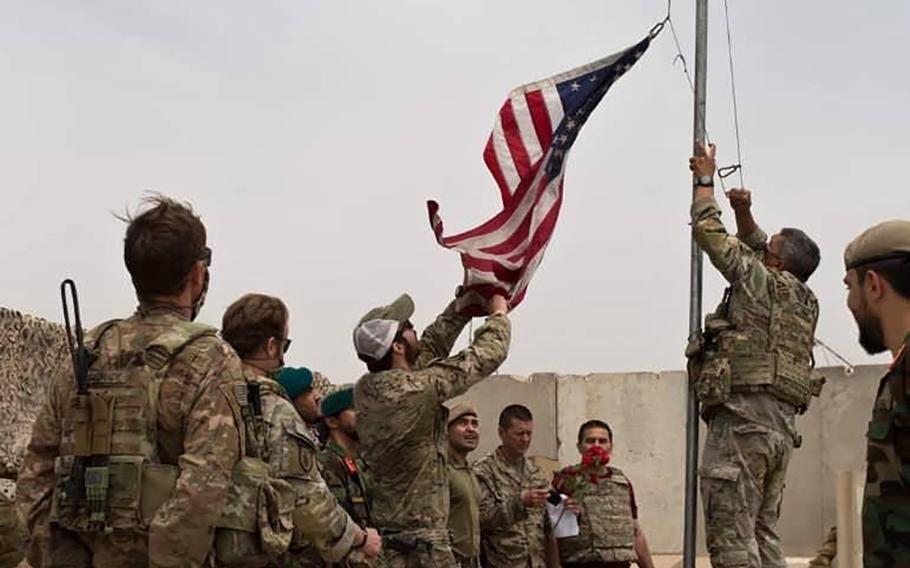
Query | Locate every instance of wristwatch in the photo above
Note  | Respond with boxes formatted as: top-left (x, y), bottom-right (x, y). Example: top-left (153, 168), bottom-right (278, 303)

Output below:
top-left (694, 175), bottom-right (714, 187)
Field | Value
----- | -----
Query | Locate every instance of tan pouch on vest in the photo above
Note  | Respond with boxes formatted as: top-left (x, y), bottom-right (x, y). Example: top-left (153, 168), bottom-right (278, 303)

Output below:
top-left (140, 463), bottom-right (178, 524)
top-left (696, 358), bottom-right (731, 408)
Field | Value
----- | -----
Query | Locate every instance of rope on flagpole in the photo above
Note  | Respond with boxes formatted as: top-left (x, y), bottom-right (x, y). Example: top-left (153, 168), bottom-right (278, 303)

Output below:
top-left (662, 0), bottom-right (743, 193)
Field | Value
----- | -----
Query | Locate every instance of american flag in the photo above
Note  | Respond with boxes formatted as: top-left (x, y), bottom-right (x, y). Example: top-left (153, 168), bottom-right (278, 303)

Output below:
top-left (428, 36), bottom-right (652, 312)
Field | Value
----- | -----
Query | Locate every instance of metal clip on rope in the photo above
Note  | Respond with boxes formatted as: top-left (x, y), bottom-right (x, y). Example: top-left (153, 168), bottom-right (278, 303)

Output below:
top-left (717, 164), bottom-right (741, 179)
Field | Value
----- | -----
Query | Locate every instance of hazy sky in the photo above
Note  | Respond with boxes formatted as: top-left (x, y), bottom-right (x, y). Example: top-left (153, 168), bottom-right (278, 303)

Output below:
top-left (2, 0), bottom-right (908, 384)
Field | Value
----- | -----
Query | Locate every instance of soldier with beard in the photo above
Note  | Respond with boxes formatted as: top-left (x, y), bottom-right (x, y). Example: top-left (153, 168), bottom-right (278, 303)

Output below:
top-left (843, 220), bottom-right (910, 567)
top-left (318, 386), bottom-right (373, 530)
top-left (353, 291), bottom-right (511, 568)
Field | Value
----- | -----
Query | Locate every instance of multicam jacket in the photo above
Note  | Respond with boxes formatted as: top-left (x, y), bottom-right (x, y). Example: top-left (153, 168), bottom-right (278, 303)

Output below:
top-left (474, 447), bottom-right (550, 568)
top-left (691, 196), bottom-right (819, 438)
top-left (355, 302), bottom-right (511, 537)
top-left (246, 370), bottom-right (362, 566)
top-left (863, 336), bottom-right (910, 568)
top-left (317, 440), bottom-right (372, 528)
top-left (17, 306), bottom-right (245, 567)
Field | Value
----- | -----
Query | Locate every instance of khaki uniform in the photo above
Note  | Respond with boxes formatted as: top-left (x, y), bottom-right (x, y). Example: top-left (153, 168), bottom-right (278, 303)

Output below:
top-left (448, 456), bottom-right (526, 568)
top-left (355, 302), bottom-right (510, 568)
top-left (474, 448), bottom-right (550, 568)
top-left (690, 196), bottom-right (819, 568)
top-left (863, 339), bottom-right (910, 567)
top-left (17, 306), bottom-right (245, 568)
top-left (554, 465), bottom-right (637, 566)
top-left (247, 371), bottom-right (363, 567)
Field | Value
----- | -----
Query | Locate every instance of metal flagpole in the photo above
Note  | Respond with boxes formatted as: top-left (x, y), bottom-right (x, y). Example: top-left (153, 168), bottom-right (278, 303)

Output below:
top-left (684, 0), bottom-right (708, 566)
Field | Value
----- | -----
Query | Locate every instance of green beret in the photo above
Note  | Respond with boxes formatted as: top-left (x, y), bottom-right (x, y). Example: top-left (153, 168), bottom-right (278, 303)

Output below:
top-left (321, 386), bottom-right (354, 416)
top-left (277, 366), bottom-right (314, 399)
top-left (845, 220), bottom-right (910, 270)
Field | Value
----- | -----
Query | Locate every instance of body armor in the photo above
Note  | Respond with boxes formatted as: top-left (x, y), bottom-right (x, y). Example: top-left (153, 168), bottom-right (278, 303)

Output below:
top-left (51, 320), bottom-right (214, 533)
top-left (688, 271), bottom-right (822, 413)
top-left (557, 466), bottom-right (637, 564)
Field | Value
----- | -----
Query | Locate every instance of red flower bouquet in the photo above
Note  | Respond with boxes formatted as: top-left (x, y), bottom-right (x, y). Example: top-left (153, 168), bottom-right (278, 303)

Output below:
top-left (553, 445), bottom-right (611, 499)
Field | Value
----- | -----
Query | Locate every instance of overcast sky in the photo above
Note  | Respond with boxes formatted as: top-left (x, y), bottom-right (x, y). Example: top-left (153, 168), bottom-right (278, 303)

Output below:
top-left (2, 0), bottom-right (908, 383)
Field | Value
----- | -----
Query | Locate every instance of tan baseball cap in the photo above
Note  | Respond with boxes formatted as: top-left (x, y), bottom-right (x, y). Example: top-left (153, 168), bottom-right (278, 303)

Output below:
top-left (353, 293), bottom-right (415, 360)
top-left (844, 220), bottom-right (910, 270)
top-left (448, 402), bottom-right (478, 426)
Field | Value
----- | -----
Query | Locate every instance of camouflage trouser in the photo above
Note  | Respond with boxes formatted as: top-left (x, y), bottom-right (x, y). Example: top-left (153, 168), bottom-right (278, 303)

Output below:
top-left (30, 526), bottom-right (149, 568)
top-left (377, 545), bottom-right (459, 568)
top-left (699, 413), bottom-right (793, 568)
top-left (0, 481), bottom-right (25, 568)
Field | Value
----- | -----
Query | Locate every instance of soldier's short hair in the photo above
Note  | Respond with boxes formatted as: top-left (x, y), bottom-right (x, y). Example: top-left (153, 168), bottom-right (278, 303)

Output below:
top-left (856, 257), bottom-right (910, 300)
top-left (498, 404), bottom-right (533, 429)
top-left (222, 294), bottom-right (289, 359)
top-left (122, 195), bottom-right (208, 297)
top-left (577, 419), bottom-right (613, 444)
top-left (778, 228), bottom-right (820, 283)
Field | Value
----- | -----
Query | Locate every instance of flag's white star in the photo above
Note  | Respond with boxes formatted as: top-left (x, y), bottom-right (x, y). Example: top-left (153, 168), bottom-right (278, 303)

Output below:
top-left (589, 75), bottom-right (597, 82)
top-left (570, 81), bottom-right (581, 92)
top-left (566, 119), bottom-right (577, 130)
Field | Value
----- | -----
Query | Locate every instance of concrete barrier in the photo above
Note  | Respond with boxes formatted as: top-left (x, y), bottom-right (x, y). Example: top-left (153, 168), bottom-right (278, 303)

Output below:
top-left (453, 364), bottom-right (883, 555)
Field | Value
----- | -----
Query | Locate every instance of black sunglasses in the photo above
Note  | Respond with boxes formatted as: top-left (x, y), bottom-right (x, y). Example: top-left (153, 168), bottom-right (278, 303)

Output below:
top-left (278, 337), bottom-right (292, 354)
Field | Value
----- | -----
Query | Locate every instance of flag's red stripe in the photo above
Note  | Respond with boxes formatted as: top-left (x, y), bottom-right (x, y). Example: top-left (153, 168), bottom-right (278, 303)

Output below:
top-left (438, 160), bottom-right (545, 245)
top-left (500, 100), bottom-right (532, 181)
top-left (525, 90), bottom-right (553, 149)
top-left (483, 135), bottom-right (512, 205)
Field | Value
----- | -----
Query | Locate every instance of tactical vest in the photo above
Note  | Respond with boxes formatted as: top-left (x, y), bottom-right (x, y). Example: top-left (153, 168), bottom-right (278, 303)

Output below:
top-left (692, 271), bottom-right (821, 412)
top-left (50, 320), bottom-right (216, 533)
top-left (557, 466), bottom-right (637, 564)
top-left (213, 374), bottom-right (295, 567)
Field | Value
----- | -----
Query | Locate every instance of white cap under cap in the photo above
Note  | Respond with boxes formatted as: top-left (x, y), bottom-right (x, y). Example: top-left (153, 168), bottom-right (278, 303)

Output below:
top-left (353, 318), bottom-right (400, 360)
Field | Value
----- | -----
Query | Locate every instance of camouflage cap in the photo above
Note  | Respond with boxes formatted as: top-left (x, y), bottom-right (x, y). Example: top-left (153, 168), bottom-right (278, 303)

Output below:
top-left (321, 386), bottom-right (354, 416)
top-left (844, 220), bottom-right (910, 270)
top-left (357, 293), bottom-right (415, 325)
top-left (353, 293), bottom-right (415, 360)
top-left (447, 402), bottom-right (478, 426)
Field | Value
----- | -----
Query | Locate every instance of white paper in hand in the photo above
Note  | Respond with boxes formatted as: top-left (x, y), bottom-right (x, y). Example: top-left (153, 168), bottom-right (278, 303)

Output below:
top-left (546, 494), bottom-right (579, 539)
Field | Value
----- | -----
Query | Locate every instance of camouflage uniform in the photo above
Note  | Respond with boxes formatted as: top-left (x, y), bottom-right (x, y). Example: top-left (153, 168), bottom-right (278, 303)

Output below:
top-left (317, 441), bottom-right (372, 528)
top-left (17, 306), bottom-right (245, 568)
top-left (553, 465), bottom-right (637, 567)
top-left (355, 302), bottom-right (511, 568)
top-left (808, 526), bottom-right (836, 567)
top-left (448, 454), bottom-right (526, 568)
top-left (690, 196), bottom-right (819, 568)
top-left (473, 447), bottom-right (550, 568)
top-left (245, 369), bottom-right (364, 567)
top-left (863, 337), bottom-right (910, 567)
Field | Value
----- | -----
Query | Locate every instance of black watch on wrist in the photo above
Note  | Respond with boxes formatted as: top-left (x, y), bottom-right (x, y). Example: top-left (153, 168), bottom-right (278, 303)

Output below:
top-left (694, 175), bottom-right (714, 187)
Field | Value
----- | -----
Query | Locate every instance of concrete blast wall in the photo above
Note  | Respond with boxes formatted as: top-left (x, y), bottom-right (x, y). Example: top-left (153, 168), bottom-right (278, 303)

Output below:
top-left (450, 364), bottom-right (883, 555)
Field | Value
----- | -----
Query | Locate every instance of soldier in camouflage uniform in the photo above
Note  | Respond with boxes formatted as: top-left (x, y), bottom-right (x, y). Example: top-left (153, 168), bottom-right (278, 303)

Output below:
top-left (842, 220), bottom-right (910, 567)
top-left (318, 386), bottom-right (373, 529)
top-left (353, 291), bottom-right (511, 567)
top-left (474, 405), bottom-right (554, 568)
top-left (17, 196), bottom-right (246, 567)
top-left (446, 403), bottom-right (530, 568)
top-left (687, 144), bottom-right (822, 568)
top-left (277, 367), bottom-right (326, 448)
top-left (221, 294), bottom-right (381, 567)
top-left (553, 420), bottom-right (654, 568)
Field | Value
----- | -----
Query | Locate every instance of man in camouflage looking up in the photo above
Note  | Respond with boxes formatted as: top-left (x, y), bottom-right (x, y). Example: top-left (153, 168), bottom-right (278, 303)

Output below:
top-left (688, 144), bottom-right (821, 568)
top-left (18, 196), bottom-right (246, 567)
top-left (353, 291), bottom-right (511, 567)
top-left (221, 294), bottom-right (381, 567)
top-left (842, 220), bottom-right (910, 567)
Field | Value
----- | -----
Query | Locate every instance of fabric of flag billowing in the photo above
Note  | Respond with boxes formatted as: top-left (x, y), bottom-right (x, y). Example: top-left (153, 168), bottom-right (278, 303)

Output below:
top-left (428, 35), bottom-right (652, 314)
